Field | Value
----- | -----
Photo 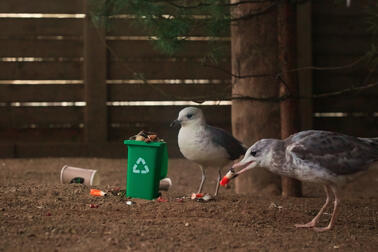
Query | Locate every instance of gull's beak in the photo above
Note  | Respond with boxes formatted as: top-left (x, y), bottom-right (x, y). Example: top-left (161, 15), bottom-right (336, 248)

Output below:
top-left (231, 160), bottom-right (255, 175)
top-left (170, 119), bottom-right (181, 127)
top-left (232, 161), bottom-right (250, 170)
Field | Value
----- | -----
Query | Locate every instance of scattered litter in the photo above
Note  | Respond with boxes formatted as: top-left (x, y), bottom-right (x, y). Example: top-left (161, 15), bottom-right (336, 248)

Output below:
top-left (90, 189), bottom-right (107, 197)
top-left (89, 204), bottom-right (99, 208)
top-left (184, 222), bottom-right (190, 227)
top-left (109, 187), bottom-right (121, 196)
top-left (46, 212), bottom-right (52, 216)
top-left (201, 194), bottom-right (214, 202)
top-left (126, 201), bottom-right (135, 206)
top-left (191, 193), bottom-right (214, 202)
top-left (333, 245), bottom-right (340, 249)
top-left (129, 130), bottom-right (164, 143)
top-left (159, 178), bottom-right (172, 191)
top-left (157, 196), bottom-right (168, 202)
top-left (61, 165), bottom-right (100, 186)
top-left (191, 193), bottom-right (204, 200)
top-left (269, 202), bottom-right (283, 209)
top-left (175, 198), bottom-right (184, 203)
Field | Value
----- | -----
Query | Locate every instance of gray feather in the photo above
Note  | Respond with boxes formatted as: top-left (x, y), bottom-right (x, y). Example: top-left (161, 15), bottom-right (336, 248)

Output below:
top-left (206, 125), bottom-right (246, 160)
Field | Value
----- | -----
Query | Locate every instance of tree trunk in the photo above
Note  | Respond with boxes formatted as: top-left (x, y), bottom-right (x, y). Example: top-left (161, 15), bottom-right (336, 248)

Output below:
top-left (231, 1), bottom-right (281, 195)
top-left (277, 1), bottom-right (302, 197)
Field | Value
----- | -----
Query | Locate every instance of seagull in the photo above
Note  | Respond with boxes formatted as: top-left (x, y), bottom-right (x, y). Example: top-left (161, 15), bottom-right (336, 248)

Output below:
top-left (170, 107), bottom-right (246, 196)
top-left (227, 130), bottom-right (378, 232)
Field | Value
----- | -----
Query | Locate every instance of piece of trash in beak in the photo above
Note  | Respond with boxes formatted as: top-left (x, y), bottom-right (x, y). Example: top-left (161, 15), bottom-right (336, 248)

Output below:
top-left (90, 189), bottom-right (107, 197)
top-left (220, 169), bottom-right (237, 186)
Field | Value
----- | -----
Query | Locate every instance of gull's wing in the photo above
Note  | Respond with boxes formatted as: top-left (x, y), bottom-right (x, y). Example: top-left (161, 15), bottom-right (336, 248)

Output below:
top-left (285, 130), bottom-right (378, 175)
top-left (206, 125), bottom-right (246, 160)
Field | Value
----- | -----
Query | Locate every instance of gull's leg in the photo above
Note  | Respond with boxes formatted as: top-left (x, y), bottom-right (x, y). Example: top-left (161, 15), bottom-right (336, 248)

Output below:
top-left (214, 167), bottom-right (222, 197)
top-left (197, 165), bottom-right (206, 194)
top-left (313, 185), bottom-right (340, 232)
top-left (295, 185), bottom-right (331, 228)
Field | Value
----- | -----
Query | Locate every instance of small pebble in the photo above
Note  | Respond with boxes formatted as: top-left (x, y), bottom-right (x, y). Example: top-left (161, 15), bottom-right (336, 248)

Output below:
top-left (184, 222), bottom-right (190, 227)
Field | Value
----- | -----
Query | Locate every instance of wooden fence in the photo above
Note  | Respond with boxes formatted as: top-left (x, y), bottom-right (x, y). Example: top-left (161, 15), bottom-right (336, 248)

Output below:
top-left (311, 0), bottom-right (378, 137)
top-left (0, 0), bottom-right (377, 158)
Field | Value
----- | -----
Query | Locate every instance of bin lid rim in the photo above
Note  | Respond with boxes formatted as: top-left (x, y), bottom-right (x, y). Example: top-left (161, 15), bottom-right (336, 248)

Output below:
top-left (124, 140), bottom-right (166, 147)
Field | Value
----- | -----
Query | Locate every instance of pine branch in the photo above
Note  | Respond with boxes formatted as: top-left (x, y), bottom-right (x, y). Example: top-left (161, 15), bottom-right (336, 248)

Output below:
top-left (312, 82), bottom-right (378, 99)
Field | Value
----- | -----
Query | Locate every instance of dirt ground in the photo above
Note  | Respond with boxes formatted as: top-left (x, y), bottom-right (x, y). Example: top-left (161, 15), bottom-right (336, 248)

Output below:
top-left (0, 158), bottom-right (377, 251)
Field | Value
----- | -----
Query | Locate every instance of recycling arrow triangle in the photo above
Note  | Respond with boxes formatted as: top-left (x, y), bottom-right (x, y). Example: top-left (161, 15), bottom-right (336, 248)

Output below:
top-left (132, 157), bottom-right (150, 174)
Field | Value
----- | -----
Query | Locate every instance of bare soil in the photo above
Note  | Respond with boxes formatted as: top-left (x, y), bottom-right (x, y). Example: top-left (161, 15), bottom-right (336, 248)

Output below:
top-left (0, 158), bottom-right (377, 251)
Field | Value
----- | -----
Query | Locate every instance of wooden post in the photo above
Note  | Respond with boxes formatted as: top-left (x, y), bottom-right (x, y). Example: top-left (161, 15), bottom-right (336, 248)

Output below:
top-left (278, 0), bottom-right (302, 197)
top-left (297, 0), bottom-right (313, 131)
top-left (84, 0), bottom-right (108, 154)
top-left (231, 1), bottom-right (282, 195)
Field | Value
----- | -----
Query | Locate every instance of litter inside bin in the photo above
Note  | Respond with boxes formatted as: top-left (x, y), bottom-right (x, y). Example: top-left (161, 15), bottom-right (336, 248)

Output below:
top-left (129, 130), bottom-right (164, 143)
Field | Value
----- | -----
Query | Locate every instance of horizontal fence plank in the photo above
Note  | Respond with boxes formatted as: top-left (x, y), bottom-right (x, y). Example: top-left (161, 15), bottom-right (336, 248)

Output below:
top-left (0, 0), bottom-right (84, 13)
top-left (312, 0), bottom-right (371, 16)
top-left (313, 36), bottom-right (371, 56)
top-left (0, 128), bottom-right (83, 143)
top-left (0, 39), bottom-right (83, 57)
top-left (0, 18), bottom-right (83, 38)
top-left (107, 18), bottom-right (230, 37)
top-left (0, 142), bottom-right (127, 158)
top-left (0, 62), bottom-right (82, 80)
top-left (0, 107), bottom-right (83, 127)
top-left (314, 96), bottom-right (378, 113)
top-left (313, 116), bottom-right (378, 137)
top-left (0, 84), bottom-right (83, 102)
top-left (109, 105), bottom-right (231, 125)
top-left (313, 74), bottom-right (378, 95)
top-left (108, 61), bottom-right (230, 80)
top-left (107, 40), bottom-right (230, 58)
top-left (313, 15), bottom-right (372, 36)
top-left (0, 144), bottom-right (14, 157)
top-left (108, 84), bottom-right (231, 101)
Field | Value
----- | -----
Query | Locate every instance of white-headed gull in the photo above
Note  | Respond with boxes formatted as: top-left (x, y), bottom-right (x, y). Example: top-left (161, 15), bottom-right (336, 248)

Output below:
top-left (171, 107), bottom-right (246, 196)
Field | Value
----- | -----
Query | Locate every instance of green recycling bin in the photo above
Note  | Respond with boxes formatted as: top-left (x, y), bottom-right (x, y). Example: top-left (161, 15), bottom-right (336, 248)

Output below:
top-left (124, 140), bottom-right (168, 200)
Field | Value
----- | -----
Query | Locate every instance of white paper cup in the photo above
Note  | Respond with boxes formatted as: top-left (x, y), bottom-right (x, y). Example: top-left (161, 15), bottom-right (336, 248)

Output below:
top-left (60, 165), bottom-right (100, 186)
top-left (159, 178), bottom-right (172, 191)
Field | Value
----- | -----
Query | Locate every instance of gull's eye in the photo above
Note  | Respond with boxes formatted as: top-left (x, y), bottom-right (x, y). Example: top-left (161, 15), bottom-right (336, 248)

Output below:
top-left (186, 114), bottom-right (193, 119)
top-left (250, 151), bottom-right (257, 156)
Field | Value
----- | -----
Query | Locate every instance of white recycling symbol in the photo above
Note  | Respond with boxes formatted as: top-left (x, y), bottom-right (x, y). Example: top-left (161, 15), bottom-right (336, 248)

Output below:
top-left (132, 157), bottom-right (149, 174)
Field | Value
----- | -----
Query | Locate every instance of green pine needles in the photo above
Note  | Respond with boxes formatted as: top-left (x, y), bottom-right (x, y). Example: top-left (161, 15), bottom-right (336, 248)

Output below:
top-left (89, 0), bottom-right (231, 59)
